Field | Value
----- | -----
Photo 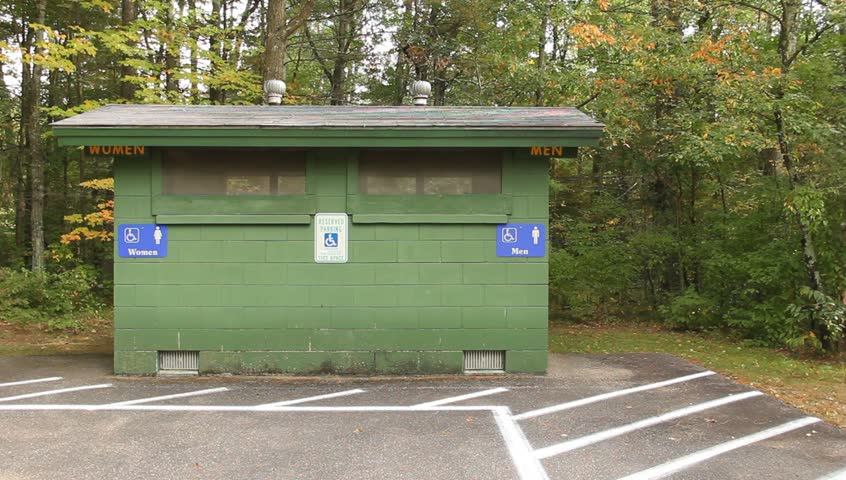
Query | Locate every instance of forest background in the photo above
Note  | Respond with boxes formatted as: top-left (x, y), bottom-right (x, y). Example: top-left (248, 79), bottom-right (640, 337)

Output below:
top-left (0, 0), bottom-right (844, 352)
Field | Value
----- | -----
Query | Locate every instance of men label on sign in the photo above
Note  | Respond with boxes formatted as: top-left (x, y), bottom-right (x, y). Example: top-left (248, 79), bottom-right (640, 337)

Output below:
top-left (496, 224), bottom-right (545, 257)
top-left (529, 146), bottom-right (578, 158)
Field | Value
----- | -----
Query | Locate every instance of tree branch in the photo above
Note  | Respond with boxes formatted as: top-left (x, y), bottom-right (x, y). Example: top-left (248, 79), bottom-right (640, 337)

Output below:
top-left (786, 22), bottom-right (835, 68)
top-left (303, 25), bottom-right (332, 81)
top-left (718, 0), bottom-right (780, 22)
top-left (285, 0), bottom-right (316, 39)
top-left (577, 92), bottom-right (600, 109)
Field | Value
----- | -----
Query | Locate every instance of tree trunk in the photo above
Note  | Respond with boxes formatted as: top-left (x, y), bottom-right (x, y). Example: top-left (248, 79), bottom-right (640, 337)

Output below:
top-left (26, 0), bottom-right (47, 271)
top-left (774, 0), bottom-right (831, 348)
top-left (329, 0), bottom-right (356, 105)
top-left (188, 0), bottom-right (200, 103)
top-left (264, 0), bottom-right (315, 85)
top-left (209, 0), bottom-right (224, 103)
top-left (779, 0), bottom-right (801, 69)
top-left (164, 3), bottom-right (179, 96)
top-left (391, 0), bottom-right (415, 105)
top-left (120, 0), bottom-right (137, 100)
top-left (535, 6), bottom-right (548, 106)
top-left (264, 0), bottom-right (288, 82)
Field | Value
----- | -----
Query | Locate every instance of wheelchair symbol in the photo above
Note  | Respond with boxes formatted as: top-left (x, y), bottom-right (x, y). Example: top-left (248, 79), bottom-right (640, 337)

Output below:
top-left (324, 233), bottom-right (339, 248)
top-left (124, 228), bottom-right (140, 244)
top-left (501, 228), bottom-right (517, 244)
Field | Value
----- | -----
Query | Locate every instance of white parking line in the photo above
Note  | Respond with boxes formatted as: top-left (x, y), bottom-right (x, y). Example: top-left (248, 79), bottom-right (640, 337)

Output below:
top-left (0, 377), bottom-right (63, 388)
top-left (616, 416), bottom-right (821, 480)
top-left (535, 391), bottom-right (763, 458)
top-left (414, 387), bottom-right (509, 407)
top-left (818, 467), bottom-right (846, 480)
top-left (493, 407), bottom-right (550, 480)
top-left (258, 389), bottom-right (365, 407)
top-left (0, 400), bottom-right (546, 480)
top-left (106, 387), bottom-right (230, 406)
top-left (0, 403), bottom-right (500, 412)
top-left (512, 371), bottom-right (716, 421)
top-left (0, 384), bottom-right (112, 403)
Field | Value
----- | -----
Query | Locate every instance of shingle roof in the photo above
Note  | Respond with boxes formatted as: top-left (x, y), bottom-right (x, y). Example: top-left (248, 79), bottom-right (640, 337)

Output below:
top-left (53, 105), bottom-right (604, 130)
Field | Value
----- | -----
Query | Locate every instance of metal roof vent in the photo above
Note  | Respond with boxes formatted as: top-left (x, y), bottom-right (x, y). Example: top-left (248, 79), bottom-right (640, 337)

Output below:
top-left (265, 79), bottom-right (286, 105)
top-left (464, 350), bottom-right (505, 373)
top-left (411, 80), bottom-right (431, 106)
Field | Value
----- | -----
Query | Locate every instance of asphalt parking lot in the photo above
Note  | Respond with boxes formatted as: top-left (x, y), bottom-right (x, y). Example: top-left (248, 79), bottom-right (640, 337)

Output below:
top-left (0, 353), bottom-right (844, 480)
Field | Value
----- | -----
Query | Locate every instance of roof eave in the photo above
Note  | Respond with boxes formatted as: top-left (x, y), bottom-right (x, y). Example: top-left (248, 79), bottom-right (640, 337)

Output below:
top-left (53, 126), bottom-right (604, 148)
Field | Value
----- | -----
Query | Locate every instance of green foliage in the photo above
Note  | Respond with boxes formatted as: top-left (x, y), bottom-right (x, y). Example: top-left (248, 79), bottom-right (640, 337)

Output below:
top-left (0, 267), bottom-right (102, 331)
top-left (659, 289), bottom-right (719, 330)
top-left (786, 288), bottom-right (846, 352)
top-left (550, 242), bottom-right (639, 320)
top-left (0, 0), bottom-right (843, 353)
top-left (549, 193), bottom-right (641, 320)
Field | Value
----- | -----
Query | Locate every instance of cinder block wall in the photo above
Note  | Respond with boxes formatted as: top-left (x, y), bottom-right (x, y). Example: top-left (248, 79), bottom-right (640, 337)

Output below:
top-left (113, 149), bottom-right (549, 374)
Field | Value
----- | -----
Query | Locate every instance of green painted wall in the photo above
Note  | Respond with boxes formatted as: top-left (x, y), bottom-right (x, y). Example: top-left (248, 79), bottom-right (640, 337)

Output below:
top-left (113, 149), bottom-right (549, 375)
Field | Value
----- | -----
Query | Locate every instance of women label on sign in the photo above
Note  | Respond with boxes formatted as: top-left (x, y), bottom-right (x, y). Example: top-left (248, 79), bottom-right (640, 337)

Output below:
top-left (314, 213), bottom-right (349, 263)
top-left (117, 224), bottom-right (168, 258)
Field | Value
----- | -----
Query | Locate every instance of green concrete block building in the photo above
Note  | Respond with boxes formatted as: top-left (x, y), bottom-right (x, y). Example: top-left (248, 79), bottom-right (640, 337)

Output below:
top-left (53, 105), bottom-right (603, 375)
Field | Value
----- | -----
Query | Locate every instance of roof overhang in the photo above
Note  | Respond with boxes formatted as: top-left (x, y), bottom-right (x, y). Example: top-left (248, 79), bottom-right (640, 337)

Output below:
top-left (52, 105), bottom-right (604, 148)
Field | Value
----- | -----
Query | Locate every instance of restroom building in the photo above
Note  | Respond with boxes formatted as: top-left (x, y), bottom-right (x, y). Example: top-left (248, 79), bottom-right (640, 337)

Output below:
top-left (52, 105), bottom-right (603, 375)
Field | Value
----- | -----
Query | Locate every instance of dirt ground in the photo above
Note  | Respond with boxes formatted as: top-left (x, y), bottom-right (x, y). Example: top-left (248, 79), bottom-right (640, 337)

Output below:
top-left (0, 317), bottom-right (112, 356)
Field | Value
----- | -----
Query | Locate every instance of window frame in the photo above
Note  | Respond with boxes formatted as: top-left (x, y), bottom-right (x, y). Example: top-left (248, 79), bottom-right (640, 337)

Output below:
top-left (357, 149), bottom-right (503, 196)
top-left (347, 149), bottom-right (512, 223)
top-left (161, 147), bottom-right (308, 197)
top-left (151, 148), bottom-right (317, 223)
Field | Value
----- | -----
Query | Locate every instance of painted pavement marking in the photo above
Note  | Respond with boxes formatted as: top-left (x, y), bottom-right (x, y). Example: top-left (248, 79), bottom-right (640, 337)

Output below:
top-left (0, 384), bottom-right (112, 403)
top-left (414, 387), bottom-right (509, 407)
top-left (106, 387), bottom-right (230, 406)
top-left (0, 377), bottom-right (823, 480)
top-left (818, 467), bottom-right (846, 480)
top-left (534, 391), bottom-right (763, 459)
top-left (258, 389), bottom-right (365, 407)
top-left (615, 416), bottom-right (822, 480)
top-left (0, 377), bottom-right (63, 388)
top-left (0, 404), bottom-right (499, 412)
top-left (493, 406), bottom-right (550, 480)
top-left (0, 401), bottom-right (546, 480)
top-left (512, 371), bottom-right (716, 421)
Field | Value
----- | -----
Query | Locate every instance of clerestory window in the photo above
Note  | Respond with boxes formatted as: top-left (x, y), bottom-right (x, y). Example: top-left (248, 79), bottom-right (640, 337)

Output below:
top-left (162, 148), bottom-right (306, 196)
top-left (358, 150), bottom-right (501, 195)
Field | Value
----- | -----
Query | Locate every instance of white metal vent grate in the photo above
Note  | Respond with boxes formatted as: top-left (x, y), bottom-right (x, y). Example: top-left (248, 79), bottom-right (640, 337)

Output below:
top-left (464, 350), bottom-right (505, 372)
top-left (158, 351), bottom-right (199, 372)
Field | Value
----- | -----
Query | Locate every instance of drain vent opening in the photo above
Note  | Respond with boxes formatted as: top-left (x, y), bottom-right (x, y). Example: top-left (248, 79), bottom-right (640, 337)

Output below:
top-left (464, 350), bottom-right (505, 372)
top-left (158, 351), bottom-right (199, 373)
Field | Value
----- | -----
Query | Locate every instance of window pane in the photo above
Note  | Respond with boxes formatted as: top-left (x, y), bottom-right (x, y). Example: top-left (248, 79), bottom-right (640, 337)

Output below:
top-left (472, 172), bottom-right (501, 193)
top-left (365, 176), bottom-right (416, 194)
top-left (359, 150), bottom-right (501, 195)
top-left (423, 177), bottom-right (473, 194)
top-left (278, 175), bottom-right (306, 195)
top-left (162, 148), bottom-right (306, 195)
top-left (226, 176), bottom-right (270, 195)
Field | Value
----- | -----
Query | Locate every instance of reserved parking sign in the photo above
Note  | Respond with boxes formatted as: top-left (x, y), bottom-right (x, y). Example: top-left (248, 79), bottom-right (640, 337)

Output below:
top-left (314, 213), bottom-right (348, 263)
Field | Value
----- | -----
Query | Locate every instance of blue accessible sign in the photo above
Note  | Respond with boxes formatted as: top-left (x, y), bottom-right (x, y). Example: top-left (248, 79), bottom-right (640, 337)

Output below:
top-left (117, 224), bottom-right (168, 258)
top-left (496, 223), bottom-right (545, 257)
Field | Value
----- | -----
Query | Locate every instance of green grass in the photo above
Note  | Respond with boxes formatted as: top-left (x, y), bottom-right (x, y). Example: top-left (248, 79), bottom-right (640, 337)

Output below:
top-left (550, 322), bottom-right (846, 428)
